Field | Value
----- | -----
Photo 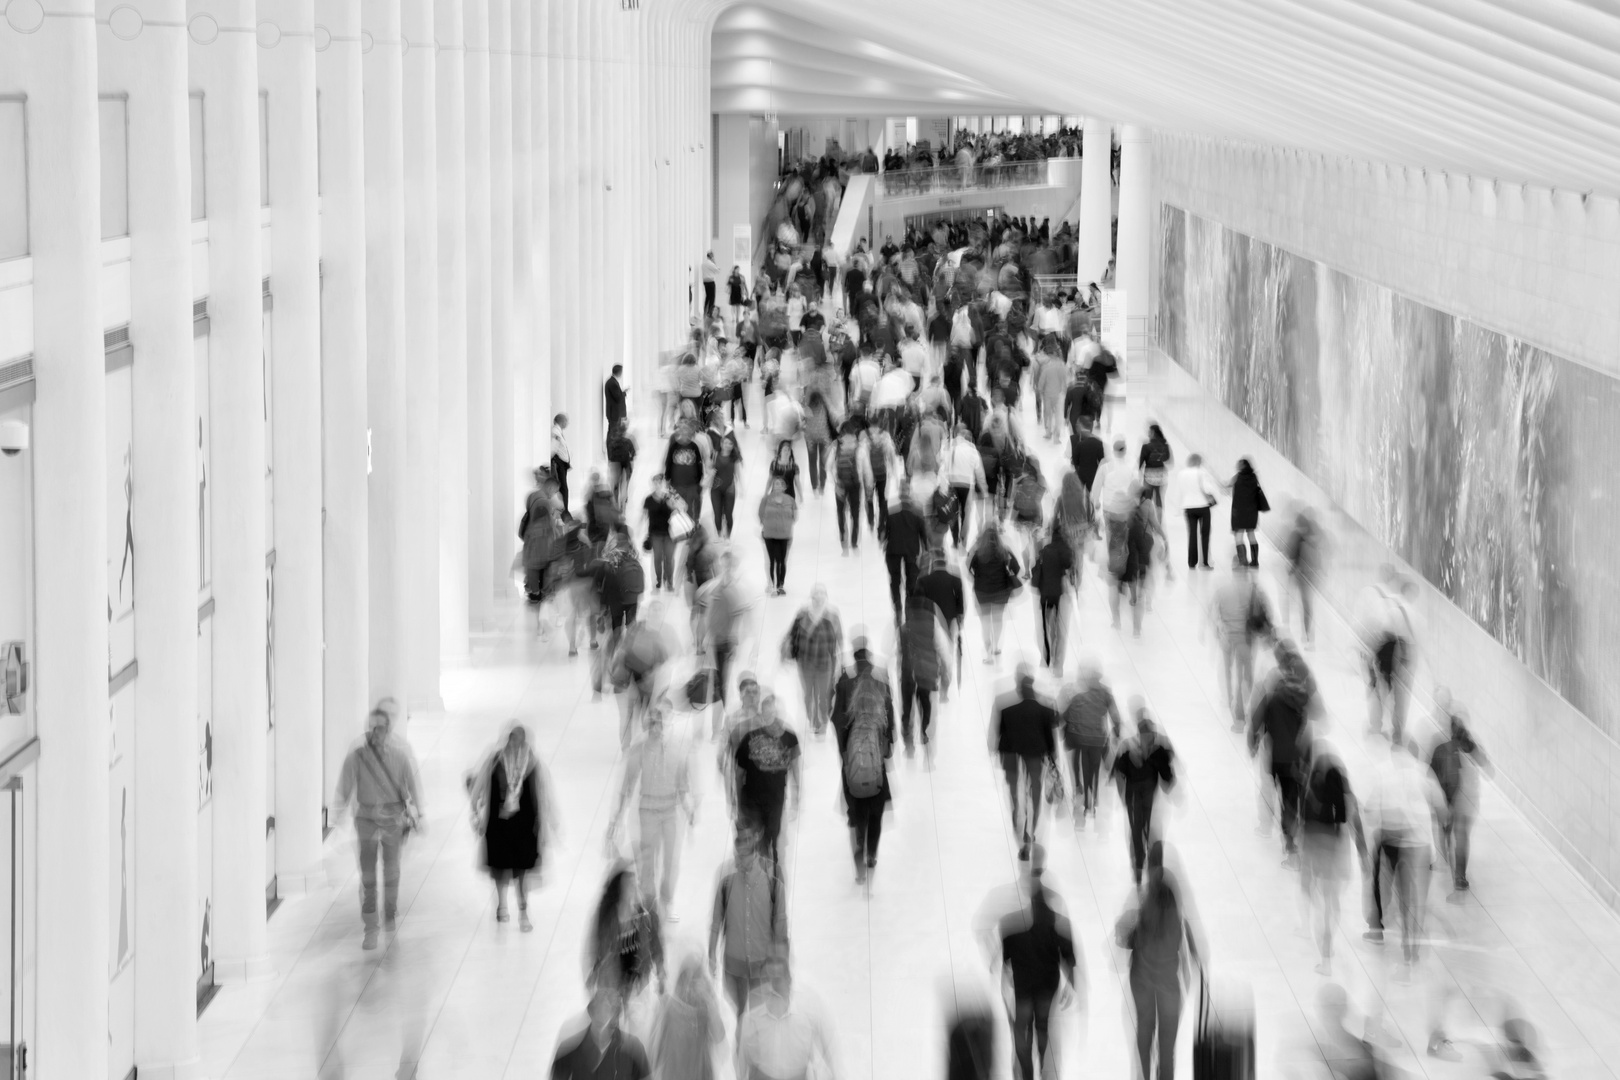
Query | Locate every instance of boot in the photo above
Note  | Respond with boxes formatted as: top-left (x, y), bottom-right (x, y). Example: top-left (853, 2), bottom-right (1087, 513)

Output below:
top-left (1249, 542), bottom-right (1260, 567)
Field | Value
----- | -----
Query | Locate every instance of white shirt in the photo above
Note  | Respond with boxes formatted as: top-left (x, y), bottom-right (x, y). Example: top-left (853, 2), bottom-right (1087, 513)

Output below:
top-left (1174, 465), bottom-right (1218, 510)
top-left (1068, 336), bottom-right (1101, 369)
top-left (787, 296), bottom-right (807, 331)
top-left (849, 358), bottom-right (881, 400)
top-left (1365, 751), bottom-right (1442, 839)
top-left (899, 338), bottom-right (928, 377)
top-left (551, 425), bottom-right (570, 464)
top-left (738, 993), bottom-right (835, 1080)
top-left (944, 440), bottom-right (987, 490)
top-left (870, 369), bottom-right (914, 411)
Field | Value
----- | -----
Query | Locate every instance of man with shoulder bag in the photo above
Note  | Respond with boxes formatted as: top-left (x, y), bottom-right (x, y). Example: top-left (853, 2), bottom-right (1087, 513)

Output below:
top-left (334, 708), bottom-right (425, 949)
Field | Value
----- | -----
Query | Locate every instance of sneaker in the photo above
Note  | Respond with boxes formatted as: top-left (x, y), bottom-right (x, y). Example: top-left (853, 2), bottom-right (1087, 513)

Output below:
top-left (1018, 842), bottom-right (1030, 862)
top-left (363, 929), bottom-right (379, 950)
top-left (1362, 929), bottom-right (1384, 943)
top-left (383, 915), bottom-right (396, 933)
top-left (519, 910), bottom-right (533, 933)
top-left (855, 863), bottom-right (867, 885)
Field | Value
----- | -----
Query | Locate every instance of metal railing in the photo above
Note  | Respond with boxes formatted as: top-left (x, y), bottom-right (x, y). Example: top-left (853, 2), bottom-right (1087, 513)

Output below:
top-left (875, 159), bottom-right (1048, 199)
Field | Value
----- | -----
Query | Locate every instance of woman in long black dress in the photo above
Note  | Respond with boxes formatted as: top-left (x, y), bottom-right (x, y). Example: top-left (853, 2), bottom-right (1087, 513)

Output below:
top-left (475, 724), bottom-right (550, 931)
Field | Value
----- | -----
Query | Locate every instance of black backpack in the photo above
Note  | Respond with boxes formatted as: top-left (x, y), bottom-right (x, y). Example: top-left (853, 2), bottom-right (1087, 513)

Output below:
top-left (835, 441), bottom-right (860, 490)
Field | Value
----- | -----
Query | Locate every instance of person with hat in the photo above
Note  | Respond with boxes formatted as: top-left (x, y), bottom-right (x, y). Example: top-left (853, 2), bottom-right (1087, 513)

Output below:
top-left (987, 663), bottom-right (1060, 862)
top-left (333, 708), bottom-right (425, 949)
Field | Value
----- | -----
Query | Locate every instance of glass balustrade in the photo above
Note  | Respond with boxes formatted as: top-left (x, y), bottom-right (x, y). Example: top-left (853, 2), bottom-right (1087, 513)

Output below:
top-left (875, 159), bottom-right (1048, 198)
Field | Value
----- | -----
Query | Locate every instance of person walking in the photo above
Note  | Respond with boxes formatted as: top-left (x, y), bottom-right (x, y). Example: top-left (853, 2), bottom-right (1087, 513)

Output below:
top-left (756, 477), bottom-right (797, 596)
top-left (993, 845), bottom-right (1082, 1080)
top-left (1109, 708), bottom-right (1177, 884)
top-left (968, 523), bottom-right (1021, 662)
top-left (1137, 423), bottom-right (1173, 509)
top-left (832, 427), bottom-right (872, 554)
top-left (709, 828), bottom-right (789, 1022)
top-left (727, 264), bottom-right (748, 326)
top-left (469, 723), bottom-right (551, 932)
top-left (831, 638), bottom-right (896, 883)
top-left (1115, 842), bottom-right (1206, 1080)
top-left (882, 481), bottom-right (927, 619)
top-left (710, 429), bottom-right (743, 539)
top-left (519, 467), bottom-right (563, 607)
top-left (611, 605), bottom-right (674, 752)
top-left (1069, 414), bottom-right (1106, 492)
top-left (1052, 469), bottom-right (1094, 562)
top-left (606, 417), bottom-right (637, 507)
top-left (987, 664), bottom-right (1060, 861)
top-left (551, 991), bottom-right (651, 1080)
top-left (551, 413), bottom-right (573, 511)
top-left (1300, 741), bottom-right (1364, 975)
top-left (1227, 456), bottom-right (1269, 566)
top-left (1029, 526), bottom-right (1076, 675)
top-left (944, 425), bottom-right (989, 548)
top-left (1173, 452), bottom-right (1219, 571)
top-left (642, 475), bottom-right (682, 592)
top-left (1059, 659), bottom-right (1122, 826)
top-left (1429, 705), bottom-right (1492, 897)
top-left (1208, 555), bottom-right (1271, 731)
top-left (334, 709), bottom-right (424, 949)
top-left (737, 957), bottom-right (840, 1080)
top-left (783, 586), bottom-right (843, 736)
top-left (587, 863), bottom-right (666, 1001)
top-left (898, 592), bottom-right (952, 757)
top-left (1357, 566), bottom-right (1419, 744)
top-left (1361, 738), bottom-right (1443, 966)
top-left (650, 956), bottom-right (726, 1080)
top-left (917, 546), bottom-right (966, 687)
top-left (732, 699), bottom-right (802, 864)
top-left (664, 419), bottom-right (707, 530)
top-left (604, 364), bottom-right (628, 430)
top-left (1283, 505), bottom-right (1324, 645)
top-left (1247, 639), bottom-right (1320, 865)
top-left (610, 700), bottom-right (695, 921)
top-left (768, 437), bottom-right (802, 502)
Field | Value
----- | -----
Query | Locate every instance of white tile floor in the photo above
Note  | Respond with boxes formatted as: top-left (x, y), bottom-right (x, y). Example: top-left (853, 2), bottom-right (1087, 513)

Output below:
top-left (200, 377), bottom-right (1620, 1079)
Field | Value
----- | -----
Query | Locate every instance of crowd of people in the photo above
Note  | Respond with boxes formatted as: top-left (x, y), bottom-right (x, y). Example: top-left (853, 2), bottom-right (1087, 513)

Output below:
top-left (315, 210), bottom-right (1550, 1080)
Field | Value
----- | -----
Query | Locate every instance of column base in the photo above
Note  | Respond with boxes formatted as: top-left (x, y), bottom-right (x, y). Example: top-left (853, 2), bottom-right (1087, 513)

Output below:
top-left (211, 953), bottom-right (276, 984)
top-left (409, 692), bottom-right (445, 714)
top-left (133, 1058), bottom-right (202, 1080)
top-left (274, 868), bottom-right (327, 896)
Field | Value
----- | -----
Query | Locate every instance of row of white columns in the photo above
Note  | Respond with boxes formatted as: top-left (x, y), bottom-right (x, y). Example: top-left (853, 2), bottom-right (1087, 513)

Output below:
top-left (0, 0), bottom-right (713, 1073)
top-left (1071, 118), bottom-right (1155, 362)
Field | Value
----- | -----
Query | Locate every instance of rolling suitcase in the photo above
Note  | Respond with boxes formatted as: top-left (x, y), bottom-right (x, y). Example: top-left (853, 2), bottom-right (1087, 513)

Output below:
top-left (1194, 972), bottom-right (1255, 1080)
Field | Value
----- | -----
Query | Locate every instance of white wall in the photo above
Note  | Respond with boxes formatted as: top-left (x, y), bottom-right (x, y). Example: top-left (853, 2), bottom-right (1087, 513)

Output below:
top-left (1155, 133), bottom-right (1620, 380)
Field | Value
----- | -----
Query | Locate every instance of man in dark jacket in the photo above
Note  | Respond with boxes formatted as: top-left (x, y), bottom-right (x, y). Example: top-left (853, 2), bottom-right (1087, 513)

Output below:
top-left (987, 664), bottom-right (1059, 861)
top-left (1069, 414), bottom-right (1107, 490)
top-left (916, 547), bottom-right (965, 691)
top-left (603, 364), bottom-right (628, 428)
top-left (1030, 529), bottom-right (1076, 675)
top-left (1248, 640), bottom-right (1318, 863)
top-left (881, 481), bottom-right (927, 619)
top-left (1110, 707), bottom-right (1177, 884)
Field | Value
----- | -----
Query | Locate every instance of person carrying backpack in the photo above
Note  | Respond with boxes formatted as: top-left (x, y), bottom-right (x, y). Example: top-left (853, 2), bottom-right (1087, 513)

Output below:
top-left (833, 429), bottom-right (872, 554)
top-left (1011, 458), bottom-right (1047, 575)
top-left (1059, 660), bottom-right (1122, 825)
top-left (708, 828), bottom-right (789, 1021)
top-left (831, 638), bottom-right (896, 884)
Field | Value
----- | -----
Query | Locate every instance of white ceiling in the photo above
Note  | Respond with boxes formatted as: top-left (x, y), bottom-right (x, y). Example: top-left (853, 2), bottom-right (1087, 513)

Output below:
top-left (705, 0), bottom-right (1620, 196)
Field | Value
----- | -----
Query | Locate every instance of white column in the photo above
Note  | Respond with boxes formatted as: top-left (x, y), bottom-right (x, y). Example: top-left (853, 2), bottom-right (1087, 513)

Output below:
top-left (2, 2), bottom-right (111, 1073)
top-left (528, 0), bottom-right (551, 448)
top-left (401, 0), bottom-right (441, 710)
top-left (316, 0), bottom-right (369, 809)
top-left (547, 0), bottom-right (574, 461)
top-left (96, 1), bottom-right (199, 1071)
top-left (363, 0), bottom-right (408, 707)
top-left (1116, 123), bottom-right (1153, 365)
top-left (191, 0), bottom-right (270, 983)
top-left (1077, 117), bottom-right (1113, 285)
top-left (259, 0), bottom-right (325, 898)
top-left (436, 0), bottom-right (470, 660)
top-left (464, 0), bottom-right (494, 629)
top-left (489, 0), bottom-right (515, 555)
top-left (511, 0), bottom-right (533, 511)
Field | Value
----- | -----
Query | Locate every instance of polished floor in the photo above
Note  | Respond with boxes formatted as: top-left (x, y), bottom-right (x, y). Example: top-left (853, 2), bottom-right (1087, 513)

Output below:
top-left (198, 377), bottom-right (1620, 1079)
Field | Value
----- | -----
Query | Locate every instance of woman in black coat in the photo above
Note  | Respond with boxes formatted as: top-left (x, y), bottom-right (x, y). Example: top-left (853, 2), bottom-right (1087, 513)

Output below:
top-left (472, 724), bottom-right (552, 931)
top-left (968, 523), bottom-right (1021, 661)
top-left (1227, 457), bottom-right (1269, 567)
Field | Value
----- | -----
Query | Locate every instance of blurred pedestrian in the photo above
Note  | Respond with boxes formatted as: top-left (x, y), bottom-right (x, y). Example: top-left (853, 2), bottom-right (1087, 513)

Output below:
top-left (993, 844), bottom-right (1083, 1080)
top-left (883, 481), bottom-right (928, 618)
top-left (1356, 566), bottom-right (1418, 745)
top-left (1058, 659), bottom-right (1122, 826)
top-left (708, 828), bottom-right (789, 1022)
top-left (649, 956), bottom-right (726, 1080)
top-left (737, 956), bottom-right (839, 1080)
top-left (1247, 640), bottom-right (1320, 865)
top-left (732, 694), bottom-right (802, 864)
top-left (1361, 739), bottom-right (1444, 966)
top-left (1300, 742), bottom-right (1364, 975)
top-left (333, 708), bottom-right (424, 950)
top-left (610, 700), bottom-right (695, 922)
top-left (1429, 705), bottom-right (1492, 897)
top-left (551, 990), bottom-right (651, 1080)
top-left (968, 522), bottom-right (1021, 661)
top-left (1029, 525), bottom-right (1075, 673)
top-left (783, 585), bottom-right (843, 736)
top-left (898, 593), bottom-right (951, 757)
top-left (832, 637), bottom-right (896, 883)
top-left (1208, 554), bottom-right (1271, 731)
top-left (987, 663), bottom-right (1060, 861)
top-left (587, 863), bottom-right (666, 1002)
top-left (759, 477), bottom-right (799, 595)
top-left (1115, 842), bottom-right (1205, 1080)
top-left (469, 723), bottom-right (552, 932)
top-left (1110, 707), bottom-right (1177, 885)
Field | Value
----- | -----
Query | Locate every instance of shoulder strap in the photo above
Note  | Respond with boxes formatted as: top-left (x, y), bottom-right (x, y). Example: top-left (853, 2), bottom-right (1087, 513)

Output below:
top-left (360, 743), bottom-right (408, 804)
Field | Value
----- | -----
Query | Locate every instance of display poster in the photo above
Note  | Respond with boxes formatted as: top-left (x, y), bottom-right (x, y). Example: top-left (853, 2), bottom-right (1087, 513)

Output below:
top-left (732, 224), bottom-right (752, 286)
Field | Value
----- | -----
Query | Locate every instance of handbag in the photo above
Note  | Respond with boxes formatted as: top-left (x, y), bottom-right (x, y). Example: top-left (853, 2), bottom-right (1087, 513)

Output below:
top-left (1043, 757), bottom-right (1067, 806)
top-left (359, 744), bottom-right (422, 839)
top-left (669, 508), bottom-right (695, 541)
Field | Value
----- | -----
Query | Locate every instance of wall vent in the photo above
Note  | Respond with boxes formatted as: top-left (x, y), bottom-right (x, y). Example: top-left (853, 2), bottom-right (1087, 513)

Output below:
top-left (0, 357), bottom-right (33, 390)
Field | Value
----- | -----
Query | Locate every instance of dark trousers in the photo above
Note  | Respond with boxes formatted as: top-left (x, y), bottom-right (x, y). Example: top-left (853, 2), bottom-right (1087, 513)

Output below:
top-left (711, 486), bottom-right (735, 537)
top-left (650, 535), bottom-right (676, 589)
top-left (836, 480), bottom-right (864, 547)
top-left (1038, 596), bottom-right (1064, 669)
top-left (741, 798), bottom-right (784, 865)
top-left (676, 485), bottom-right (701, 527)
top-left (764, 538), bottom-right (790, 590)
top-left (1000, 752), bottom-right (1044, 843)
top-left (950, 483), bottom-right (971, 546)
top-left (1184, 506), bottom-right (1211, 567)
top-left (900, 668), bottom-right (933, 746)
top-left (1068, 744), bottom-right (1106, 814)
top-left (885, 551), bottom-right (918, 616)
top-left (1011, 990), bottom-right (1056, 1080)
top-left (806, 439), bottom-right (830, 493)
top-left (1366, 832), bottom-right (1426, 961)
top-left (552, 457), bottom-right (571, 510)
top-left (703, 279), bottom-right (716, 313)
top-left (1130, 969), bottom-right (1182, 1080)
top-left (849, 792), bottom-right (884, 868)
top-left (1440, 808), bottom-right (1474, 887)
top-left (730, 382), bottom-right (748, 425)
top-left (1270, 760), bottom-right (1302, 853)
top-left (871, 481), bottom-right (888, 539)
top-left (1124, 787), bottom-right (1155, 883)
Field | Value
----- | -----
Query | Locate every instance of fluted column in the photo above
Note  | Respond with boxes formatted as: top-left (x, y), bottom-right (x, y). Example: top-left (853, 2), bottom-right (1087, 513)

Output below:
top-left (1077, 117), bottom-right (1113, 285)
top-left (464, 0), bottom-right (494, 628)
top-left (489, 0), bottom-right (516, 558)
top-left (362, 0), bottom-right (408, 707)
top-left (547, 0), bottom-right (574, 460)
top-left (96, 1), bottom-right (199, 1072)
top-left (258, 0), bottom-right (325, 899)
top-left (1116, 123), bottom-right (1153, 365)
top-left (436, 0), bottom-right (470, 659)
top-left (2, 2), bottom-right (111, 1072)
top-left (191, 0), bottom-right (269, 983)
top-left (510, 0), bottom-right (533, 506)
top-left (528, 0), bottom-right (551, 448)
top-left (315, 0), bottom-right (369, 809)
top-left (402, 0), bottom-right (441, 710)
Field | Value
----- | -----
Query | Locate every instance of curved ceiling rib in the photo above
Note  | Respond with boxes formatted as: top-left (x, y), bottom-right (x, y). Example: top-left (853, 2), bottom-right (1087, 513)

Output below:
top-left (709, 0), bottom-right (1620, 196)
